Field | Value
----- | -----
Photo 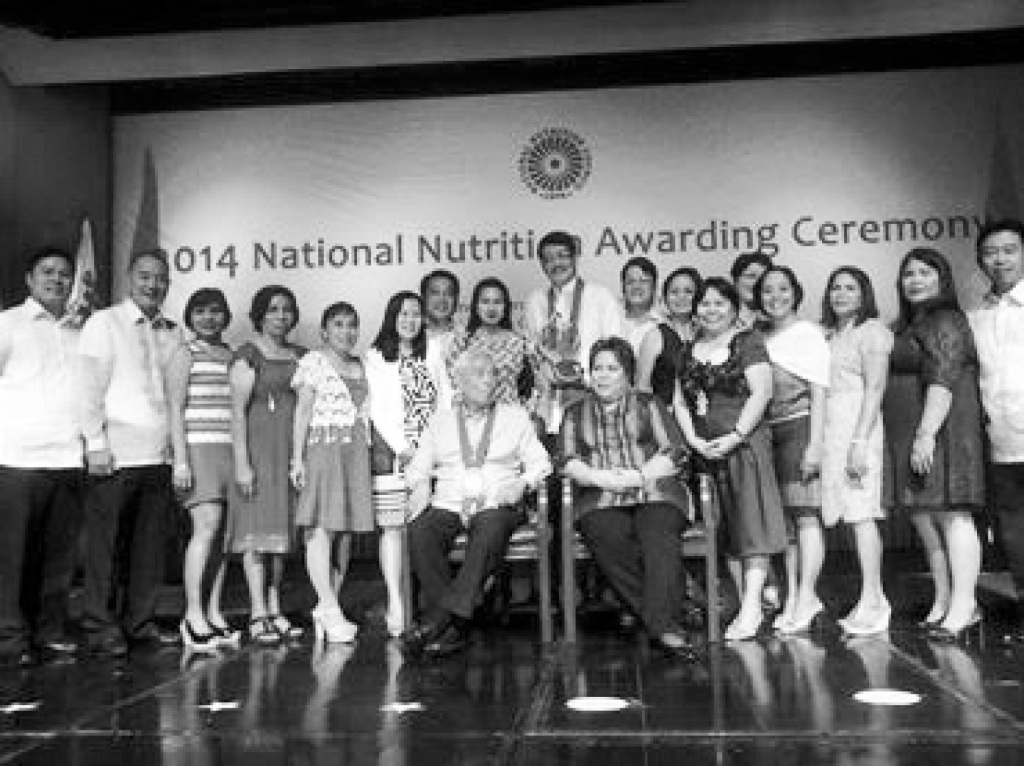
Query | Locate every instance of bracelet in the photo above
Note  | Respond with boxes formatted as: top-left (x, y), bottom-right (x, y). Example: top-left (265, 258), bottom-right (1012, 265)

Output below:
top-left (732, 427), bottom-right (746, 440)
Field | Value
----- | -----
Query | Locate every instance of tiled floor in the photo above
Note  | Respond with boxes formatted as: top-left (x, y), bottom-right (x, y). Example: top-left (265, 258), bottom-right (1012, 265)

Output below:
top-left (2, 568), bottom-right (1024, 765)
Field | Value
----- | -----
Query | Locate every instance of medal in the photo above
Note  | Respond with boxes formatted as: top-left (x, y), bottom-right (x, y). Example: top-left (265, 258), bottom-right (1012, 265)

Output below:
top-left (462, 468), bottom-right (484, 499)
top-left (696, 390), bottom-right (709, 417)
top-left (457, 404), bottom-right (497, 515)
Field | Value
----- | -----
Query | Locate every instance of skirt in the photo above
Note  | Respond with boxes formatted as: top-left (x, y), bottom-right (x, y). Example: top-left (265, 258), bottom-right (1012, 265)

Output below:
top-left (295, 436), bottom-right (374, 533)
top-left (770, 416), bottom-right (822, 517)
top-left (709, 425), bottom-right (787, 559)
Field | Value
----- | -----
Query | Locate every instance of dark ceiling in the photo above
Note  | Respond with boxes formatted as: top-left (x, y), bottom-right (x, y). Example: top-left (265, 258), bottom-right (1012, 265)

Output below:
top-left (5, 1), bottom-right (1024, 114)
top-left (0, 0), bottom-right (672, 38)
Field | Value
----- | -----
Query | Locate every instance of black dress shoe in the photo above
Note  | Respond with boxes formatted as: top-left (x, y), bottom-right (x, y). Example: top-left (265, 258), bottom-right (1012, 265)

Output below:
top-left (38, 636), bottom-right (79, 661)
top-left (131, 623), bottom-right (182, 648)
top-left (651, 631), bottom-right (696, 658)
top-left (400, 621), bottom-right (445, 656)
top-left (1000, 625), bottom-right (1024, 645)
top-left (0, 649), bottom-right (39, 669)
top-left (423, 624), bottom-right (470, 658)
top-left (680, 602), bottom-right (706, 631)
top-left (617, 611), bottom-right (639, 633)
top-left (87, 631), bottom-right (128, 657)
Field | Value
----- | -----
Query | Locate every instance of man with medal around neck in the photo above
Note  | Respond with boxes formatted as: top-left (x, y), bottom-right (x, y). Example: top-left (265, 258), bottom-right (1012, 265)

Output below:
top-left (401, 349), bottom-right (551, 658)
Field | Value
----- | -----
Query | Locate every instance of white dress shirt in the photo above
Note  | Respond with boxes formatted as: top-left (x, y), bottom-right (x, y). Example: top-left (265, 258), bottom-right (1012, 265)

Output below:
top-left (78, 299), bottom-right (184, 467)
top-left (425, 329), bottom-right (456, 411)
top-left (623, 313), bottom-right (660, 356)
top-left (405, 403), bottom-right (551, 522)
top-left (969, 279), bottom-right (1024, 463)
top-left (0, 298), bottom-right (83, 468)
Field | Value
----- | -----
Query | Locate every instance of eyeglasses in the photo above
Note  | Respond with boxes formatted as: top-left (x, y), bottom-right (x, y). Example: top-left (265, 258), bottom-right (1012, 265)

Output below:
top-left (981, 244), bottom-right (1022, 257)
top-left (540, 248), bottom-right (574, 264)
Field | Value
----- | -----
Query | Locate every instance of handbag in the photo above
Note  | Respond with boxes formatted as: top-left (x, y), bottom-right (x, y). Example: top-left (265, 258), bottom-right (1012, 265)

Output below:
top-left (370, 424), bottom-right (410, 522)
top-left (372, 472), bottom-right (409, 516)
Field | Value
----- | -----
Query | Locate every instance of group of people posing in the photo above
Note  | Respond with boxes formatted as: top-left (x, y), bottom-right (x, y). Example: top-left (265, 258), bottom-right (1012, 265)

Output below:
top-left (2, 220), bottom-right (1023, 666)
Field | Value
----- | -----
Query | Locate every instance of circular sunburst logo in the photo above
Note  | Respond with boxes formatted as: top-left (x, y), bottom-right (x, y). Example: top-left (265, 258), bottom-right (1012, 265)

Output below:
top-left (518, 128), bottom-right (592, 199)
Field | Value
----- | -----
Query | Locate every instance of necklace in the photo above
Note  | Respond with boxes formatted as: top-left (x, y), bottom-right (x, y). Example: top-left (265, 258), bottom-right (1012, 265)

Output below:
top-left (258, 335), bottom-right (295, 361)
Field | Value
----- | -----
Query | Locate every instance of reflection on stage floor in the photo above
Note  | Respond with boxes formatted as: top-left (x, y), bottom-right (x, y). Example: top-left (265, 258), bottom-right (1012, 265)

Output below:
top-left (3, 572), bottom-right (1024, 765)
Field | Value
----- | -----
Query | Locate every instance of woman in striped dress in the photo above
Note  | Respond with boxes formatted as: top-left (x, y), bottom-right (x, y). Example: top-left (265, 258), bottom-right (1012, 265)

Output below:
top-left (167, 288), bottom-right (239, 650)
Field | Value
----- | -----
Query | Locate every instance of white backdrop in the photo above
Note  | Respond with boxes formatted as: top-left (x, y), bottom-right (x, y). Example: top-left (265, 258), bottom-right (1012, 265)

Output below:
top-left (113, 64), bottom-right (1024, 347)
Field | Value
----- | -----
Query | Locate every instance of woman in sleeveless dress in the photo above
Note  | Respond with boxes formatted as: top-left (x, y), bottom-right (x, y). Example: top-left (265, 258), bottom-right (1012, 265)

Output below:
top-left (637, 267), bottom-right (702, 405)
top-left (166, 288), bottom-right (239, 650)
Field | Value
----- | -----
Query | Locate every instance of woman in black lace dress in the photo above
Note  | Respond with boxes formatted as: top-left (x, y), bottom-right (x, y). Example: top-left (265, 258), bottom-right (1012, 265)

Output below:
top-left (674, 277), bottom-right (785, 641)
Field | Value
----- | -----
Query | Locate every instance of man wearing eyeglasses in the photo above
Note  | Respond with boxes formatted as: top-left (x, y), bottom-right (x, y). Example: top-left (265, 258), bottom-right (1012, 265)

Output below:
top-left (524, 230), bottom-right (624, 436)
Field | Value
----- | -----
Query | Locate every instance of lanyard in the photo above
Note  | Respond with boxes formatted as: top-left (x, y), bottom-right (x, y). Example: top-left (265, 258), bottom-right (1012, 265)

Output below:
top-left (457, 403), bottom-right (497, 468)
top-left (546, 279), bottom-right (585, 336)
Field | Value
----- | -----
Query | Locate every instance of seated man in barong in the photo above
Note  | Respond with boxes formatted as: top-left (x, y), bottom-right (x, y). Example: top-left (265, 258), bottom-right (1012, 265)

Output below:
top-left (401, 348), bottom-right (552, 658)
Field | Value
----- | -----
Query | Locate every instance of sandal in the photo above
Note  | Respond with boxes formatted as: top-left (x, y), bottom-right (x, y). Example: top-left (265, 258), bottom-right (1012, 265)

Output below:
top-left (249, 617), bottom-right (281, 646)
top-left (268, 614), bottom-right (304, 640)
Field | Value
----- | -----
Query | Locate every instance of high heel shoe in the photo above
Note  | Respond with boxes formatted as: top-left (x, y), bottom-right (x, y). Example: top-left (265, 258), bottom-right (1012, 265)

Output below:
top-left (916, 614), bottom-right (945, 630)
top-left (929, 608), bottom-right (983, 643)
top-left (312, 607), bottom-right (357, 644)
top-left (778, 602), bottom-right (825, 636)
top-left (840, 602), bottom-right (891, 637)
top-left (651, 631), bottom-right (697, 659)
top-left (916, 606), bottom-right (947, 631)
top-left (772, 610), bottom-right (795, 632)
top-left (208, 618), bottom-right (241, 646)
top-left (179, 618), bottom-right (220, 652)
top-left (725, 614), bottom-right (764, 642)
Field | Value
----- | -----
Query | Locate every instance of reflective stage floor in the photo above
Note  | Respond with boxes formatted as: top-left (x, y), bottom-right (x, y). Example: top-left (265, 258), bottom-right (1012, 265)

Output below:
top-left (3, 571), bottom-right (1024, 765)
